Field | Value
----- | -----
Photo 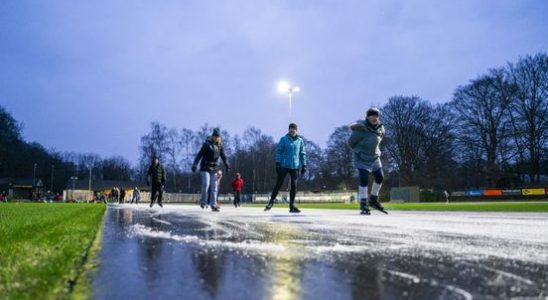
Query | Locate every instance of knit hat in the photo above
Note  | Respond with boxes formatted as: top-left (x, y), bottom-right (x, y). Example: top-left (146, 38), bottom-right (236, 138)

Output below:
top-left (288, 123), bottom-right (298, 130)
top-left (212, 128), bottom-right (221, 137)
top-left (366, 107), bottom-right (380, 117)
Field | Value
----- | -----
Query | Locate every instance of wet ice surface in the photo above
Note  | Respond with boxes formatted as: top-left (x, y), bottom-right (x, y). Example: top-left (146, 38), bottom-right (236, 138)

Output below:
top-left (91, 204), bottom-right (548, 300)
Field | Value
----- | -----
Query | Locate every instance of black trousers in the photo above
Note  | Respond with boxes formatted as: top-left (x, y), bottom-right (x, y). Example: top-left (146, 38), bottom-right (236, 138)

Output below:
top-left (269, 168), bottom-right (298, 206)
top-left (233, 191), bottom-right (241, 206)
top-left (151, 182), bottom-right (164, 204)
top-left (358, 168), bottom-right (384, 186)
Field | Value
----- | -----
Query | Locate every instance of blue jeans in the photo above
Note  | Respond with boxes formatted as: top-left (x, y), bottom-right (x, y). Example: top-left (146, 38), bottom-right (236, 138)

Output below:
top-left (200, 171), bottom-right (218, 206)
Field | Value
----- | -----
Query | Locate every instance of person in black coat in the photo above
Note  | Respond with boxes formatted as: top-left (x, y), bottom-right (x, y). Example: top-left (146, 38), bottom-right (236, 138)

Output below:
top-left (119, 188), bottom-right (126, 204)
top-left (192, 128), bottom-right (230, 212)
top-left (147, 156), bottom-right (166, 208)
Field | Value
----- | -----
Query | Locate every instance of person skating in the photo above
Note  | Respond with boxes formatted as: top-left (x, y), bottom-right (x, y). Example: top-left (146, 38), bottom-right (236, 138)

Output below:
top-left (147, 156), bottom-right (166, 208)
top-left (192, 128), bottom-right (230, 212)
top-left (265, 123), bottom-right (307, 213)
top-left (131, 187), bottom-right (141, 204)
top-left (348, 107), bottom-right (388, 215)
top-left (231, 173), bottom-right (244, 207)
top-left (119, 188), bottom-right (126, 204)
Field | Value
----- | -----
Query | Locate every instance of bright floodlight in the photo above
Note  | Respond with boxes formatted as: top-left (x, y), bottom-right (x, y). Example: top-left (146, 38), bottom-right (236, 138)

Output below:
top-left (277, 80), bottom-right (290, 94)
top-left (277, 80), bottom-right (300, 94)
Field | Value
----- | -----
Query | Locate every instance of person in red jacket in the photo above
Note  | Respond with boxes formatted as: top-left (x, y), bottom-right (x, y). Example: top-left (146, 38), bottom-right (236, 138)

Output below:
top-left (231, 173), bottom-right (244, 207)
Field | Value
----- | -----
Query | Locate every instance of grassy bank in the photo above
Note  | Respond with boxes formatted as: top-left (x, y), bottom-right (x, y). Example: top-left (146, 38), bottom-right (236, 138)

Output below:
top-left (246, 201), bottom-right (548, 212)
top-left (0, 203), bottom-right (106, 299)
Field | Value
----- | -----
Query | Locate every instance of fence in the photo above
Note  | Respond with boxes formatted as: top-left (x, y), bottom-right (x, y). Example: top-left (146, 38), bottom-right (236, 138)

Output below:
top-left (160, 191), bottom-right (355, 204)
top-left (448, 187), bottom-right (548, 201)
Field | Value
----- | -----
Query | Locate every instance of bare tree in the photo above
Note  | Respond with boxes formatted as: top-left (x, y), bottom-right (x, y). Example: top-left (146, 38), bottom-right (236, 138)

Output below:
top-left (382, 96), bottom-right (431, 186)
top-left (451, 68), bottom-right (514, 186)
top-left (101, 156), bottom-right (132, 180)
top-left (324, 125), bottom-right (354, 190)
top-left (138, 122), bottom-right (171, 183)
top-left (179, 128), bottom-right (198, 192)
top-left (507, 53), bottom-right (548, 184)
top-left (166, 129), bottom-right (180, 191)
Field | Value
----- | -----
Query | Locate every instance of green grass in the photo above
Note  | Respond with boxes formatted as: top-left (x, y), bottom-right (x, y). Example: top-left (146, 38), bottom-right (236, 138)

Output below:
top-left (246, 201), bottom-right (548, 212)
top-left (0, 203), bottom-right (106, 300)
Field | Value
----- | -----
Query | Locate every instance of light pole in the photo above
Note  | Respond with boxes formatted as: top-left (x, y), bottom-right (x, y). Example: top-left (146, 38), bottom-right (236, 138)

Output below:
top-left (33, 163), bottom-right (38, 187)
top-left (277, 80), bottom-right (300, 197)
top-left (277, 80), bottom-right (300, 121)
top-left (70, 176), bottom-right (78, 201)
top-left (50, 165), bottom-right (55, 191)
top-left (88, 167), bottom-right (92, 202)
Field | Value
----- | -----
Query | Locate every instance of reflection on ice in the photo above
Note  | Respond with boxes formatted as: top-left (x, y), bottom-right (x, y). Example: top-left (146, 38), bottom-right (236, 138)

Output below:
top-left (130, 223), bottom-right (287, 253)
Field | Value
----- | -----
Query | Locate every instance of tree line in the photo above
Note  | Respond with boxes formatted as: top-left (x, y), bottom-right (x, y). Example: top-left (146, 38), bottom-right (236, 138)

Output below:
top-left (0, 107), bottom-right (134, 192)
top-left (1, 53), bottom-right (546, 194)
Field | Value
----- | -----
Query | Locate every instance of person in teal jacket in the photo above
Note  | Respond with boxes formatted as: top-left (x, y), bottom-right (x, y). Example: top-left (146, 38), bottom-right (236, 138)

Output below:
top-left (265, 123), bottom-right (307, 213)
top-left (348, 107), bottom-right (388, 215)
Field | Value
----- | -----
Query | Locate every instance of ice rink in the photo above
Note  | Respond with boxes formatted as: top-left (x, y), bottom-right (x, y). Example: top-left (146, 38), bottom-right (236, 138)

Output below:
top-left (90, 204), bottom-right (548, 299)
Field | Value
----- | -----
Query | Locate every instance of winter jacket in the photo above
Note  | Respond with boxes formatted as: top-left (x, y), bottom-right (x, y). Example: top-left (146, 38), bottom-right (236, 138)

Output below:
top-left (276, 134), bottom-right (307, 170)
top-left (348, 120), bottom-right (384, 171)
top-left (148, 163), bottom-right (167, 184)
top-left (193, 137), bottom-right (229, 173)
top-left (232, 179), bottom-right (244, 192)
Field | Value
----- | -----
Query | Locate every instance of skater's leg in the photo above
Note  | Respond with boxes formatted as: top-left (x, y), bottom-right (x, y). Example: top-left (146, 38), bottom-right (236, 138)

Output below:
top-left (268, 169), bottom-right (288, 206)
top-left (369, 168), bottom-right (387, 213)
top-left (358, 169), bottom-right (371, 214)
top-left (288, 169), bottom-right (299, 212)
top-left (157, 183), bottom-right (164, 207)
top-left (209, 172), bottom-right (218, 208)
top-left (200, 171), bottom-right (210, 208)
top-left (150, 185), bottom-right (158, 207)
top-left (371, 168), bottom-right (384, 196)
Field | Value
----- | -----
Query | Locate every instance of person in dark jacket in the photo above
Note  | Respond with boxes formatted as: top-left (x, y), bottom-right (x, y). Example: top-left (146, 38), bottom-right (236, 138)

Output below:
top-left (192, 128), bottom-right (230, 212)
top-left (231, 173), bottom-right (244, 207)
top-left (119, 188), bottom-right (126, 204)
top-left (265, 123), bottom-right (307, 213)
top-left (147, 156), bottom-right (166, 208)
top-left (131, 187), bottom-right (141, 205)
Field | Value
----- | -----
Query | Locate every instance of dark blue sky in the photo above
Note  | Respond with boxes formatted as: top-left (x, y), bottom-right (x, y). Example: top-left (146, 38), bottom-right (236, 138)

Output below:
top-left (1, 0), bottom-right (547, 163)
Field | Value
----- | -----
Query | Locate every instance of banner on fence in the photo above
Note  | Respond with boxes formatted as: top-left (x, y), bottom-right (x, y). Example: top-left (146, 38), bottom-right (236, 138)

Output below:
top-left (521, 188), bottom-right (546, 196)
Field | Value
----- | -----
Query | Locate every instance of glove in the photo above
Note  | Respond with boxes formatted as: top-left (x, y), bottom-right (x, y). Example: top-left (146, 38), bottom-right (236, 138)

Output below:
top-left (301, 166), bottom-right (307, 175)
top-left (146, 180), bottom-right (150, 186)
top-left (275, 162), bottom-right (281, 174)
top-left (191, 165), bottom-right (197, 173)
